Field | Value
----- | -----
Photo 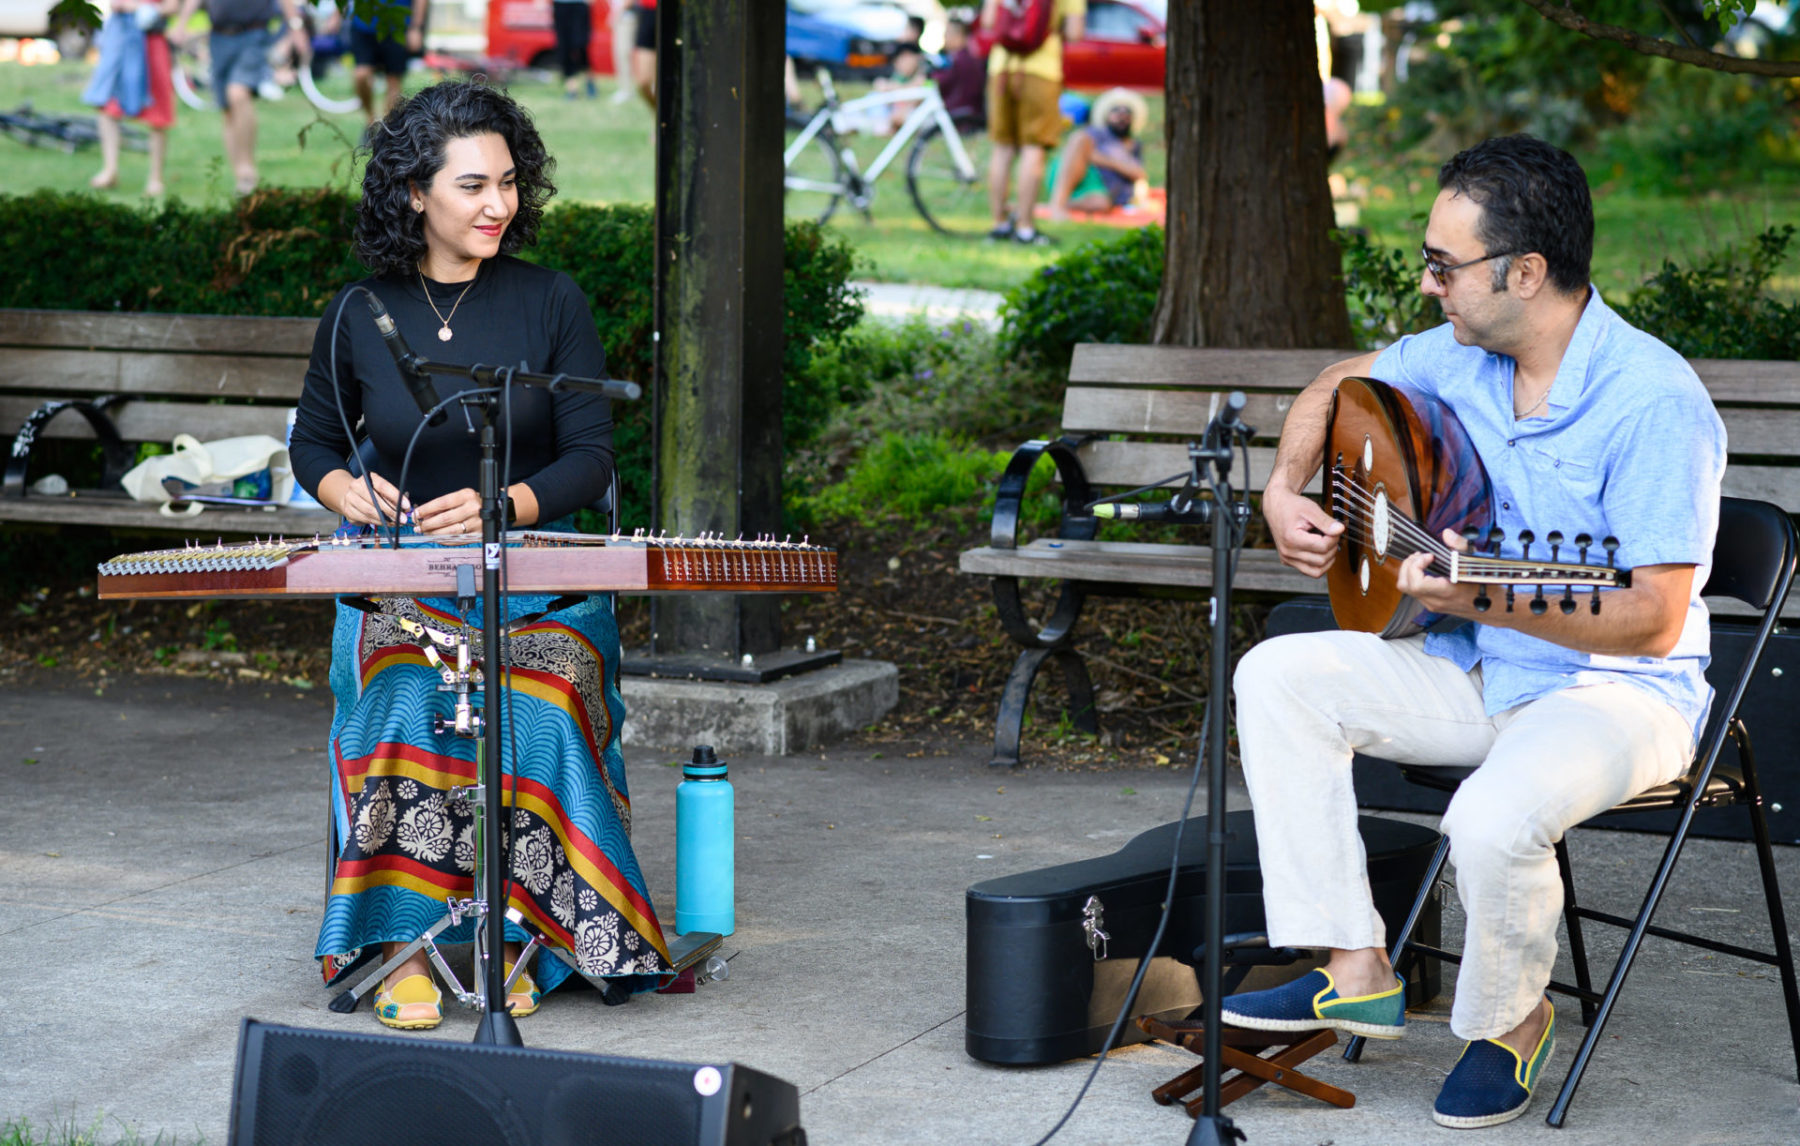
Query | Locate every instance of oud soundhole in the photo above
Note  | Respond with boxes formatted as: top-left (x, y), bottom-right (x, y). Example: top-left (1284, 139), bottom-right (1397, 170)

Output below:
top-left (1359, 556), bottom-right (1371, 593)
top-left (1371, 488), bottom-right (1391, 559)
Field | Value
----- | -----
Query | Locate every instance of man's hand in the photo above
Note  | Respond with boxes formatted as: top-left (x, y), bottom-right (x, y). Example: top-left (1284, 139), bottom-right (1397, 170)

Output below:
top-left (1265, 485), bottom-right (1344, 578)
top-left (406, 26), bottom-right (423, 53)
top-left (1395, 527), bottom-right (1476, 615)
top-left (413, 488), bottom-right (483, 535)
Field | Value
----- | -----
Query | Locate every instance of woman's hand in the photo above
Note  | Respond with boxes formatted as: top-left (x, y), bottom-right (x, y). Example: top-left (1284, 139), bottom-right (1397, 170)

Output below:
top-left (412, 488), bottom-right (483, 535)
top-left (336, 470), bottom-right (410, 526)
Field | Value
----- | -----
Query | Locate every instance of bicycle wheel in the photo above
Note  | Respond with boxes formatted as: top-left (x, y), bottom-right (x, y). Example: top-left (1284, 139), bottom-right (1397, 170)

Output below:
top-left (171, 44), bottom-right (212, 112)
top-left (299, 60), bottom-right (362, 115)
top-left (907, 124), bottom-right (990, 236)
top-left (784, 122), bottom-right (845, 226)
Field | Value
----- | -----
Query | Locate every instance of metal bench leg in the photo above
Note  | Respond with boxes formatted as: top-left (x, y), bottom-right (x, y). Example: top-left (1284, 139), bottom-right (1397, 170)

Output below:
top-left (987, 646), bottom-right (1097, 767)
top-left (1345, 833), bottom-right (1451, 1063)
top-left (1555, 838), bottom-right (1597, 1027)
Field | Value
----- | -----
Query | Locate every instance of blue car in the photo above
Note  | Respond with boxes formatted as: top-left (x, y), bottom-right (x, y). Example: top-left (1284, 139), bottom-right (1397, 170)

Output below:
top-left (787, 1), bottom-right (914, 79)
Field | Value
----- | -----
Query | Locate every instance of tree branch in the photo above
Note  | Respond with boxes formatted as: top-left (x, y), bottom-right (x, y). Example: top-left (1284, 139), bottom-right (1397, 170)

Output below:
top-left (1518, 0), bottom-right (1800, 76)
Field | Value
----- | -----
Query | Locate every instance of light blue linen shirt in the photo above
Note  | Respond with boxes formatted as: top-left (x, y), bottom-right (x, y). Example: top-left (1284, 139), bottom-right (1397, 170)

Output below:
top-left (1370, 288), bottom-right (1727, 740)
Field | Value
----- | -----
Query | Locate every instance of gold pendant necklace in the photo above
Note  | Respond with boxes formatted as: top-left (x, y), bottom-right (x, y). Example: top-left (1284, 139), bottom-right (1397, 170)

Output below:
top-left (420, 269), bottom-right (477, 342)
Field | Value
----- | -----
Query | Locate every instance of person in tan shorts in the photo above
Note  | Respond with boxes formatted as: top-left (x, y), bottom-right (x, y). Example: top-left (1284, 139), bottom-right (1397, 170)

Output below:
top-left (981, 0), bottom-right (1086, 244)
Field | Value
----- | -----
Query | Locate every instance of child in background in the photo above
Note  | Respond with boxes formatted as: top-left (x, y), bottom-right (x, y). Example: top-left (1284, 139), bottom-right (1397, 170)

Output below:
top-left (83, 0), bottom-right (179, 197)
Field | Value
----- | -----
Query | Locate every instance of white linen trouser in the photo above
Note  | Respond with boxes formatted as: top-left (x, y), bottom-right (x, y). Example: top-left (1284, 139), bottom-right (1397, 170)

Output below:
top-left (1232, 630), bottom-right (1693, 1040)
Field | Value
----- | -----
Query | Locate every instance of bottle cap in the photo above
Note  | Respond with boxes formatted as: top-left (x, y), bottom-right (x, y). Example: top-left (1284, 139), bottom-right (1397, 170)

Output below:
top-left (684, 744), bottom-right (729, 779)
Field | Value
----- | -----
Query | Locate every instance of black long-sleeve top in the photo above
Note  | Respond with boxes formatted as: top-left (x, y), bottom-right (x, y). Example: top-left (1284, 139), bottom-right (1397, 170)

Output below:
top-left (291, 256), bottom-right (613, 525)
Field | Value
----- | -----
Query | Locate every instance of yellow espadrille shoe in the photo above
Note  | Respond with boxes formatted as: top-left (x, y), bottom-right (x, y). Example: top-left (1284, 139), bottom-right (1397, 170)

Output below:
top-left (504, 963), bottom-right (541, 1017)
top-left (374, 973), bottom-right (443, 1030)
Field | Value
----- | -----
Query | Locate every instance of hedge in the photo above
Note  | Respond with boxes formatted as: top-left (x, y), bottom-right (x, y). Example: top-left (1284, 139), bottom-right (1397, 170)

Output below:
top-left (0, 188), bottom-right (863, 526)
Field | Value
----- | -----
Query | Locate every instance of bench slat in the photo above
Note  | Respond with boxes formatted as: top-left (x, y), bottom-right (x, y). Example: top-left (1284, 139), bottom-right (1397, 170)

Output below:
top-left (1691, 359), bottom-right (1800, 406)
top-left (0, 496), bottom-right (337, 534)
top-left (1718, 409), bottom-right (1800, 456)
top-left (1, 348), bottom-right (307, 401)
top-left (1074, 441), bottom-right (1319, 494)
top-left (0, 398), bottom-right (292, 444)
top-left (0, 310), bottom-right (318, 357)
top-left (1061, 387), bottom-right (1296, 438)
top-left (1067, 344), bottom-right (1355, 389)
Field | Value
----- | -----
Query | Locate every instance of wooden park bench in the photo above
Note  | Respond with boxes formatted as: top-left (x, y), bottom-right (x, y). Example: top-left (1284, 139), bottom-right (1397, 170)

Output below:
top-left (0, 308), bottom-right (337, 536)
top-left (959, 343), bottom-right (1800, 767)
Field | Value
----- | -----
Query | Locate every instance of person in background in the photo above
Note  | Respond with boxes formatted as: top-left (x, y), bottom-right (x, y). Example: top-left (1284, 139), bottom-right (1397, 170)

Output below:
top-left (1045, 86), bottom-right (1146, 220)
top-left (608, 0), bottom-right (635, 104)
top-left (169, 0), bottom-right (309, 195)
top-left (980, 0), bottom-right (1085, 245)
top-left (84, 0), bottom-right (179, 197)
top-left (934, 12), bottom-right (986, 127)
top-left (345, 0), bottom-right (427, 124)
top-left (629, 0), bottom-right (656, 110)
top-left (552, 0), bottom-right (594, 99)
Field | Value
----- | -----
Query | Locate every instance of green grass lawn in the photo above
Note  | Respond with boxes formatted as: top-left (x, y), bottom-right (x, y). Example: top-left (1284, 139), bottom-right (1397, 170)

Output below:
top-left (6, 53), bottom-right (1798, 299)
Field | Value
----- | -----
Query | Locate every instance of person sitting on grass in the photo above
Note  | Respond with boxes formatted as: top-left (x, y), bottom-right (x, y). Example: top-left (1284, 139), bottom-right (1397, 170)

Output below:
top-left (1045, 87), bottom-right (1147, 222)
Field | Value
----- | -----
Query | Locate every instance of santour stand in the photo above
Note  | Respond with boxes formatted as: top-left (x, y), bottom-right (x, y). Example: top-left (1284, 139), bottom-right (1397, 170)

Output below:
top-left (382, 352), bottom-right (637, 1046)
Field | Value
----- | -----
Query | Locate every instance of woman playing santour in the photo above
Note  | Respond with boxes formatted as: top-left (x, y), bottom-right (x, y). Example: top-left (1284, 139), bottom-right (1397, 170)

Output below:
top-left (289, 79), bottom-right (669, 1030)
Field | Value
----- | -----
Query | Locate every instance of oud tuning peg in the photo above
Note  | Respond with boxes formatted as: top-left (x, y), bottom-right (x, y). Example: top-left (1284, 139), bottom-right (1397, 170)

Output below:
top-left (1505, 584), bottom-right (1516, 612)
top-left (1561, 586), bottom-right (1577, 615)
top-left (1575, 532), bottom-right (1593, 564)
top-left (1603, 536), bottom-right (1620, 567)
top-left (1463, 524), bottom-right (1482, 548)
top-left (1474, 588), bottom-right (1492, 613)
top-left (1547, 530), bottom-right (1564, 562)
top-left (1530, 586), bottom-right (1548, 616)
top-left (1519, 529), bottom-right (1535, 560)
top-left (1487, 527), bottom-right (1506, 556)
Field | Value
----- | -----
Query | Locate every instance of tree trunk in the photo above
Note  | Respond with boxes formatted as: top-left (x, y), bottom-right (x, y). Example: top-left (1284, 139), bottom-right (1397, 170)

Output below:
top-left (1151, 1), bottom-right (1354, 349)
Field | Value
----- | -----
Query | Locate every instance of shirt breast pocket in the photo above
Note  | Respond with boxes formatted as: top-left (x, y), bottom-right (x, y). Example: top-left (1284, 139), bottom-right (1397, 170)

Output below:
top-left (1519, 441), bottom-right (1605, 516)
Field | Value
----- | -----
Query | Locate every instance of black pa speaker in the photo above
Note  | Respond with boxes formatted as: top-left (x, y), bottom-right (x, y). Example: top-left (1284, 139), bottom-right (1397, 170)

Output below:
top-left (227, 1020), bottom-right (806, 1146)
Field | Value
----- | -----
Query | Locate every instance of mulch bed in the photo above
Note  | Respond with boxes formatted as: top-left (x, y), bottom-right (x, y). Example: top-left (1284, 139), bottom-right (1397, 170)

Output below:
top-left (0, 516), bottom-right (1258, 771)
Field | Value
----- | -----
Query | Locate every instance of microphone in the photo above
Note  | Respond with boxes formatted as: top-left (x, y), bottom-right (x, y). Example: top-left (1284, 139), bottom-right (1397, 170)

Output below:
top-left (1090, 501), bottom-right (1211, 525)
top-left (365, 293), bottom-right (444, 425)
top-left (1210, 390), bottom-right (1250, 436)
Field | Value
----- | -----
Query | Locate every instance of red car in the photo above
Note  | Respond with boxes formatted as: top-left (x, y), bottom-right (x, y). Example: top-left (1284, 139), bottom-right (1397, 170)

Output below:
top-left (976, 0), bottom-right (1166, 92)
top-left (486, 0), bottom-right (621, 74)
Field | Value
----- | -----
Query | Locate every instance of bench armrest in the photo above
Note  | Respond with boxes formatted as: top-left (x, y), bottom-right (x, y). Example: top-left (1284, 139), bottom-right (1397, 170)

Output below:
top-left (990, 434), bottom-right (1099, 550)
top-left (4, 395), bottom-right (131, 498)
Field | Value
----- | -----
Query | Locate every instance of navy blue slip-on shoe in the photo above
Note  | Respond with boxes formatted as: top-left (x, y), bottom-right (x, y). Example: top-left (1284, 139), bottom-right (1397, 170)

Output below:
top-left (1433, 1005), bottom-right (1557, 1129)
top-left (1219, 967), bottom-right (1406, 1040)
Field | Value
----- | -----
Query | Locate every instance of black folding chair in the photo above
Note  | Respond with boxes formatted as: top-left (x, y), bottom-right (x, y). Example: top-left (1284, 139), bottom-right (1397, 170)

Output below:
top-left (1339, 496), bottom-right (1800, 1126)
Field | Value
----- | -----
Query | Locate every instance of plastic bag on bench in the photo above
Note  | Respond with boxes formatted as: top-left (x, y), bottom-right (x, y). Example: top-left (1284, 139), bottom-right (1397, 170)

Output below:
top-left (119, 433), bottom-right (294, 517)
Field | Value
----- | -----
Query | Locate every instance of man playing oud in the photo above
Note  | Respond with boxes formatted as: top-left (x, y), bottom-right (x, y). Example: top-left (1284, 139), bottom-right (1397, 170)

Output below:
top-left (1220, 135), bottom-right (1725, 1128)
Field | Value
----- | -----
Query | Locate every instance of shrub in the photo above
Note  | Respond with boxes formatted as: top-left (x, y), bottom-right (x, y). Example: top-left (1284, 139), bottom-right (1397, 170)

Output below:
top-left (795, 429), bottom-right (1058, 530)
top-left (1616, 226), bottom-right (1800, 360)
top-left (1335, 229), bottom-right (1439, 350)
top-left (998, 225), bottom-right (1164, 369)
top-left (0, 189), bottom-right (864, 527)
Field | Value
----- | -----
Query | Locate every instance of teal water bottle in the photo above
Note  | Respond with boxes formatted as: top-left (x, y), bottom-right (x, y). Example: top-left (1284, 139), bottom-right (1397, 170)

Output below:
top-left (675, 745), bottom-right (735, 936)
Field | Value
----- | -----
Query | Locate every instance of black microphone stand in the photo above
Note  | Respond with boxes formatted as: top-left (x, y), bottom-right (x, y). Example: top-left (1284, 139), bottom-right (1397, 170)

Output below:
top-left (1183, 397), bottom-right (1253, 1146)
top-left (400, 355), bottom-right (640, 1046)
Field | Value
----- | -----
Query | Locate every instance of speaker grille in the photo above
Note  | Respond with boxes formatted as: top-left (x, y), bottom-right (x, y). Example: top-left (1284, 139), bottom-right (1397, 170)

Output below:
top-left (232, 1023), bottom-right (717, 1146)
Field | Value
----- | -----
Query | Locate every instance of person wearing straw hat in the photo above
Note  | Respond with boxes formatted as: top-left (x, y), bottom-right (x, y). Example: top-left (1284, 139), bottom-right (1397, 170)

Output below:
top-left (1045, 87), bottom-right (1147, 221)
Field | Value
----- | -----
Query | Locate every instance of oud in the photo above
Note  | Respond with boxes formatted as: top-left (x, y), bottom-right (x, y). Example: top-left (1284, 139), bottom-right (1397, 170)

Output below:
top-left (1324, 376), bottom-right (1628, 638)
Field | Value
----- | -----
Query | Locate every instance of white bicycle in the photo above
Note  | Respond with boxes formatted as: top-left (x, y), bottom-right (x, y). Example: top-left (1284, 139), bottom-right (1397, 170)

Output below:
top-left (784, 67), bottom-right (988, 235)
top-left (170, 22), bottom-right (361, 115)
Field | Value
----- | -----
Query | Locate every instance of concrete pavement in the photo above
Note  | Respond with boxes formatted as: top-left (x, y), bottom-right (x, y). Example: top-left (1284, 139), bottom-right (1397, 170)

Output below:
top-left (3, 671), bottom-right (1798, 1144)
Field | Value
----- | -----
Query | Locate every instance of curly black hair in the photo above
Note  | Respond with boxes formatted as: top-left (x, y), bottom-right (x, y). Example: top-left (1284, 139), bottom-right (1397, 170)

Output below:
top-left (1438, 134), bottom-right (1592, 296)
top-left (354, 80), bottom-right (557, 276)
